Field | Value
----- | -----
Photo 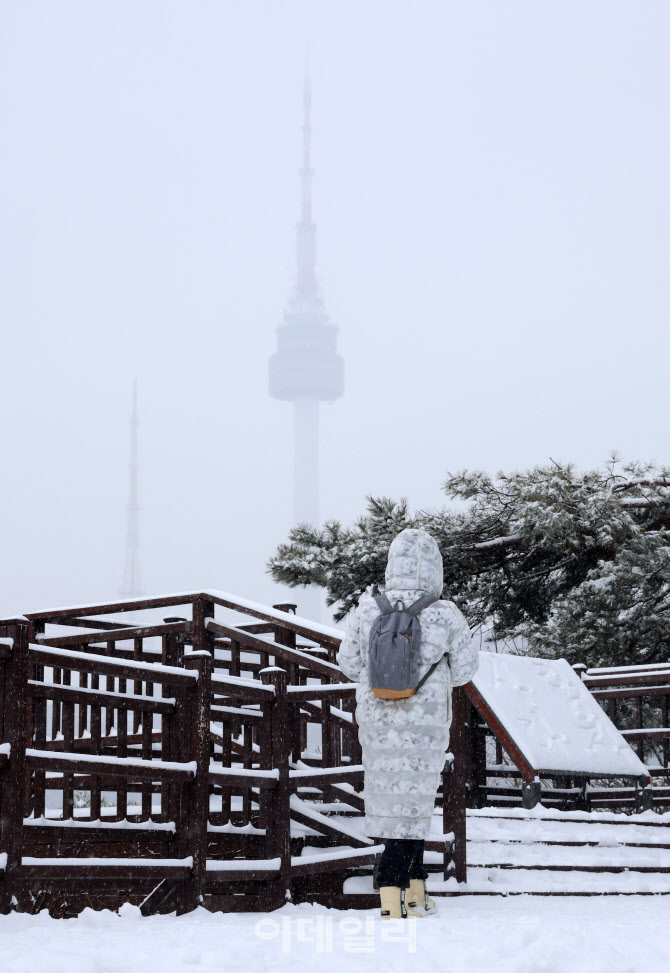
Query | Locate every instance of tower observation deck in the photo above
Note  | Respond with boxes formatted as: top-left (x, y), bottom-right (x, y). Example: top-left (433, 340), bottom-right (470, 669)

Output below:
top-left (269, 73), bottom-right (344, 527)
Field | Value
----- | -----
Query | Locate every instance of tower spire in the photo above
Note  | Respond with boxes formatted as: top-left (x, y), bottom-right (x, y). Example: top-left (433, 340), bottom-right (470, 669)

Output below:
top-left (294, 59), bottom-right (318, 305)
top-left (121, 380), bottom-right (142, 598)
top-left (301, 57), bottom-right (312, 225)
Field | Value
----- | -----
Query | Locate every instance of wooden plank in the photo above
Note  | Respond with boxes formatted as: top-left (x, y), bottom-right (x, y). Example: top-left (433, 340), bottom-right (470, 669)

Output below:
top-left (289, 798), bottom-right (371, 848)
top-left (24, 821), bottom-right (174, 839)
top-left (294, 698), bottom-right (353, 733)
top-left (25, 749), bottom-right (195, 782)
top-left (445, 688), bottom-right (468, 883)
top-left (204, 595), bottom-right (341, 650)
top-left (32, 656), bottom-right (47, 819)
top-left (20, 859), bottom-right (192, 882)
top-left (37, 728), bottom-right (163, 752)
top-left (289, 765), bottom-right (364, 790)
top-left (210, 672), bottom-right (275, 702)
top-left (210, 704), bottom-right (264, 722)
top-left (621, 727), bottom-right (670, 741)
top-left (36, 621), bottom-right (187, 649)
top-left (25, 594), bottom-right (198, 621)
top-left (325, 782), bottom-right (366, 813)
top-left (584, 671), bottom-right (670, 690)
top-left (206, 620), bottom-right (342, 681)
top-left (140, 718), bottom-right (153, 820)
top-left (290, 846), bottom-right (383, 876)
top-left (26, 680), bottom-right (175, 714)
top-left (287, 684), bottom-right (356, 700)
top-left (61, 682), bottom-right (75, 820)
top-left (28, 645), bottom-right (197, 688)
top-left (465, 681), bottom-right (537, 784)
top-left (209, 767), bottom-right (279, 790)
top-left (177, 613), bottom-right (213, 912)
top-left (260, 667), bottom-right (292, 907)
top-left (591, 684), bottom-right (670, 701)
top-left (205, 861), bottom-right (281, 883)
top-left (37, 616), bottom-right (151, 632)
top-left (0, 619), bottom-right (30, 912)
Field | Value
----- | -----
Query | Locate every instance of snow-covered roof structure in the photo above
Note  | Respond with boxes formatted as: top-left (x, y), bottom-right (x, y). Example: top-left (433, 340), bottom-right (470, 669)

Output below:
top-left (471, 653), bottom-right (647, 779)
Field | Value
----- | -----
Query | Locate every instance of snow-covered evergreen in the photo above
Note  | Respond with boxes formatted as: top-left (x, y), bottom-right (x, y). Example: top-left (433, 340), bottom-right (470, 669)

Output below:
top-left (269, 457), bottom-right (670, 669)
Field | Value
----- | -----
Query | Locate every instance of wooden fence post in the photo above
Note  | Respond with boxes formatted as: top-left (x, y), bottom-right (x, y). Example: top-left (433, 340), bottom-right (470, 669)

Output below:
top-left (0, 618), bottom-right (29, 913)
top-left (175, 598), bottom-right (213, 914)
top-left (260, 666), bottom-right (292, 909)
top-left (272, 604), bottom-right (297, 653)
top-left (444, 686), bottom-right (468, 884)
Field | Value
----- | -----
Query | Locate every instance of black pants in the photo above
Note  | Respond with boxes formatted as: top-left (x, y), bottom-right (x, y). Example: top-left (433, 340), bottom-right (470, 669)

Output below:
top-left (376, 839), bottom-right (427, 888)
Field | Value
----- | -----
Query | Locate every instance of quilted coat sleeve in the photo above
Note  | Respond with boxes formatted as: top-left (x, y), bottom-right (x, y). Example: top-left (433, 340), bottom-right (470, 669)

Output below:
top-left (446, 603), bottom-right (479, 687)
top-left (336, 604), bottom-right (366, 682)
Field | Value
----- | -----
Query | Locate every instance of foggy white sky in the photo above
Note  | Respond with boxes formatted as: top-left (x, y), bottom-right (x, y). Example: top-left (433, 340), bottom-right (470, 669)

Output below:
top-left (1, 1), bottom-right (668, 618)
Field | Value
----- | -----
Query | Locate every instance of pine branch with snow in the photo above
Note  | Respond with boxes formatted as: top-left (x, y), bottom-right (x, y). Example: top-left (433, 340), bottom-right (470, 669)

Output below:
top-left (268, 457), bottom-right (670, 667)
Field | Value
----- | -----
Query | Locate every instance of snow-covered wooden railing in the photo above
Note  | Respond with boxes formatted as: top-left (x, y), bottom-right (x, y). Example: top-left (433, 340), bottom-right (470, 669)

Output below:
top-left (0, 591), bottom-right (379, 917)
top-left (580, 663), bottom-right (670, 806)
top-left (6, 587), bottom-right (667, 916)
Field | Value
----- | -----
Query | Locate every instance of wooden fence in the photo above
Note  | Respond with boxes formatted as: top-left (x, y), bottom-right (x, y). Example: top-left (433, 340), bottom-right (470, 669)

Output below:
top-left (1, 590), bottom-right (666, 915)
top-left (463, 662), bottom-right (670, 813)
top-left (0, 592), bottom-right (459, 915)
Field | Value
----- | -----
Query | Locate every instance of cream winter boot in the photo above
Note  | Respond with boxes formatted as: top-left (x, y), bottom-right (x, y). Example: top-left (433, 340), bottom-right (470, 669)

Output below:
top-left (406, 878), bottom-right (437, 917)
top-left (379, 886), bottom-right (406, 919)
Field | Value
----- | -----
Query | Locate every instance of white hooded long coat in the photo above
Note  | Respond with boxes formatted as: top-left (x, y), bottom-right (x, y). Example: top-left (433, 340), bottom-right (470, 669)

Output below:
top-left (337, 528), bottom-right (479, 839)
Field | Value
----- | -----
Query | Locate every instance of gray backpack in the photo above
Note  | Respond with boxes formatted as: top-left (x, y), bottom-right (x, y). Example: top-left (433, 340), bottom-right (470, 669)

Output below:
top-left (369, 593), bottom-right (440, 699)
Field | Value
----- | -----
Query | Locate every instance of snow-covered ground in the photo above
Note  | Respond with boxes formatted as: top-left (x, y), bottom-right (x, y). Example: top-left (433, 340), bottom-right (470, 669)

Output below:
top-left (1, 897), bottom-right (670, 973)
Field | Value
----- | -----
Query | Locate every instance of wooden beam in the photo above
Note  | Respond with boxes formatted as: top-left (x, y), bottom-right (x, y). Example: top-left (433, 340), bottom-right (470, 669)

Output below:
top-left (25, 749), bottom-right (195, 782)
top-left (465, 682), bottom-right (537, 784)
top-left (27, 680), bottom-right (175, 714)
top-left (36, 621), bottom-right (187, 648)
top-left (28, 645), bottom-right (197, 688)
top-left (206, 619), bottom-right (342, 681)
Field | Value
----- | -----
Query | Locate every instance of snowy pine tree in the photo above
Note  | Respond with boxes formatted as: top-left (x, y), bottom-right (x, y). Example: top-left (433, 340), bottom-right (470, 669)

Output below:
top-left (268, 457), bottom-right (670, 668)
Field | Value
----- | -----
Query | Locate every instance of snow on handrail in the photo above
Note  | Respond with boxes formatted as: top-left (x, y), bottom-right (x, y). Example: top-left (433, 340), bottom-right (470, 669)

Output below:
top-left (206, 858), bottom-right (280, 872)
top-left (24, 588), bottom-right (344, 645)
top-left (208, 764), bottom-right (279, 780)
top-left (25, 748), bottom-right (197, 777)
top-left (289, 763), bottom-right (364, 780)
top-left (287, 682), bottom-right (356, 696)
top-left (25, 817), bottom-right (176, 831)
top-left (291, 845), bottom-right (384, 868)
top-left (586, 662), bottom-right (670, 676)
top-left (22, 856), bottom-right (193, 869)
top-left (29, 643), bottom-right (198, 683)
top-left (27, 679), bottom-right (176, 709)
top-left (34, 620), bottom-right (186, 647)
top-left (210, 672), bottom-right (275, 695)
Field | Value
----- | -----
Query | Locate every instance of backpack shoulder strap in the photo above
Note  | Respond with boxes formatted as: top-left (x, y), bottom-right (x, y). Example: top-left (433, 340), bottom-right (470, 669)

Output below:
top-left (406, 593), bottom-right (439, 616)
top-left (415, 656), bottom-right (444, 692)
top-left (374, 593), bottom-right (394, 614)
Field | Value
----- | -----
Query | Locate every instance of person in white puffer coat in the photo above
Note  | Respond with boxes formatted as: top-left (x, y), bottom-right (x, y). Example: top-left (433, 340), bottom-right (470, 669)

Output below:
top-left (337, 527), bottom-right (478, 918)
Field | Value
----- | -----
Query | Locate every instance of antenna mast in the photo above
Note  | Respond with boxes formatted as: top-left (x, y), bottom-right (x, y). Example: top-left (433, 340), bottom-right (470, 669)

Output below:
top-left (121, 380), bottom-right (142, 597)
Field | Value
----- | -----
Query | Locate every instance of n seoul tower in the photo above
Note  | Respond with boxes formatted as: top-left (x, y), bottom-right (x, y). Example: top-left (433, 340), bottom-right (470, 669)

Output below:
top-left (269, 72), bottom-right (344, 528)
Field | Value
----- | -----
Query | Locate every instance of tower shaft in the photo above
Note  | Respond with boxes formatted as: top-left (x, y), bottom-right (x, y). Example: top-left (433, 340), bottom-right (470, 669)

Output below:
top-left (293, 398), bottom-right (320, 525)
